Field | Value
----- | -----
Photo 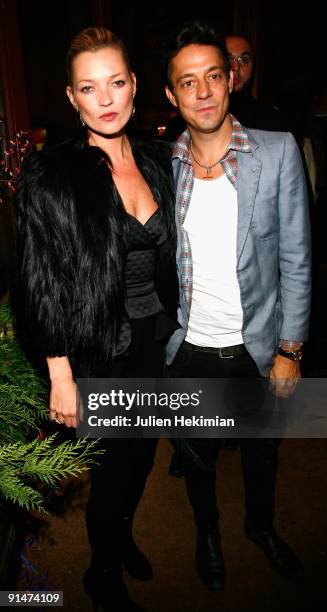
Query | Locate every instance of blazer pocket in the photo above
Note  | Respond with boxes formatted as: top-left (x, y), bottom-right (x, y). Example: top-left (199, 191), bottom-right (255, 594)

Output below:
top-left (250, 193), bottom-right (278, 239)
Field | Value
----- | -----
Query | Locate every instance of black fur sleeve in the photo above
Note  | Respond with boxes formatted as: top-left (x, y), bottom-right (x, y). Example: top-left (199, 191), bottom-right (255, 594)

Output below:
top-left (12, 151), bottom-right (76, 361)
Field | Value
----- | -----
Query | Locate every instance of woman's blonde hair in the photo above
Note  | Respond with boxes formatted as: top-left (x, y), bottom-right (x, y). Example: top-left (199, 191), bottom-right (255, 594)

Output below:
top-left (66, 27), bottom-right (132, 84)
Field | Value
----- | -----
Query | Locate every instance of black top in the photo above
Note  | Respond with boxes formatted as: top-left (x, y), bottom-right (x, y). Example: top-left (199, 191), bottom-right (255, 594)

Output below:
top-left (125, 208), bottom-right (166, 318)
top-left (114, 208), bottom-right (178, 356)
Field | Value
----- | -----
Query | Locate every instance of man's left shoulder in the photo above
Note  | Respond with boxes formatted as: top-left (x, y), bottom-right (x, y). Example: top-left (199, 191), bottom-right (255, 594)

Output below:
top-left (246, 126), bottom-right (295, 148)
top-left (245, 129), bottom-right (301, 167)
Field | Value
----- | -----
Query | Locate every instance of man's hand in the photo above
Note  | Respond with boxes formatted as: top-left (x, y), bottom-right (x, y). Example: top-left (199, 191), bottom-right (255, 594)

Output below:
top-left (269, 354), bottom-right (301, 398)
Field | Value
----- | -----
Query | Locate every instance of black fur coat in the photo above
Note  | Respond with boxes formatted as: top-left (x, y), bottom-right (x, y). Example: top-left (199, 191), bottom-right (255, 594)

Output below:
top-left (13, 135), bottom-right (178, 376)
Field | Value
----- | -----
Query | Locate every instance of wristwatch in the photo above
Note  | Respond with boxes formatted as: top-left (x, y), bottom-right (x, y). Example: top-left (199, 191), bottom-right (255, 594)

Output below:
top-left (277, 347), bottom-right (303, 361)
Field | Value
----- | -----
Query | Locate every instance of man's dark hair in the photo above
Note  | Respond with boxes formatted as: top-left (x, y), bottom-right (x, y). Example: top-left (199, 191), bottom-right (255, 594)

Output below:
top-left (164, 20), bottom-right (230, 90)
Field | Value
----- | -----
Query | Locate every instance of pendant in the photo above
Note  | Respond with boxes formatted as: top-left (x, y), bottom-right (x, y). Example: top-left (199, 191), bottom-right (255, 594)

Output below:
top-left (203, 167), bottom-right (213, 179)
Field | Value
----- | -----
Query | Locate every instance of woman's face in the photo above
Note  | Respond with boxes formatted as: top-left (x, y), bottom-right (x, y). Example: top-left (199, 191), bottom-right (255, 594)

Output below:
top-left (66, 46), bottom-right (136, 136)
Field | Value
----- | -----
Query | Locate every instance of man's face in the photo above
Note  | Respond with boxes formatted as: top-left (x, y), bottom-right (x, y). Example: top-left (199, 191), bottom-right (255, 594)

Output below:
top-left (165, 44), bottom-right (233, 135)
top-left (225, 36), bottom-right (254, 93)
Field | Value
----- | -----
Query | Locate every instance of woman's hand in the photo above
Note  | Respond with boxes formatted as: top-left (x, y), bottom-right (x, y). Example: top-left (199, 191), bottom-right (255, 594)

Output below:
top-left (46, 356), bottom-right (77, 428)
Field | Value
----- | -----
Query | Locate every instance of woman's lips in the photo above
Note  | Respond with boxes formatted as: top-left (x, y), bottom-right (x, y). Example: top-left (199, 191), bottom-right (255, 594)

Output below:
top-left (99, 112), bottom-right (118, 121)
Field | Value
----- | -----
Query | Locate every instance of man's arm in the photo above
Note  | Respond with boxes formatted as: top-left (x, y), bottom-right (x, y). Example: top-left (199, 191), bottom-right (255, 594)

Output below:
top-left (270, 132), bottom-right (311, 396)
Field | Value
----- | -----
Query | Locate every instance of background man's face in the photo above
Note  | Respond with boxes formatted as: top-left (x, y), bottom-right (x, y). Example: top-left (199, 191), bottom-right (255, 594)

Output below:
top-left (226, 36), bottom-right (254, 93)
top-left (165, 44), bottom-right (233, 135)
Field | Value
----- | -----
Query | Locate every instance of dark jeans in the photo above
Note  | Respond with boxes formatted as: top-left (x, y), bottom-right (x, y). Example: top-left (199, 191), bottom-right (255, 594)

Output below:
top-left (86, 317), bottom-right (161, 565)
top-left (169, 341), bottom-right (280, 531)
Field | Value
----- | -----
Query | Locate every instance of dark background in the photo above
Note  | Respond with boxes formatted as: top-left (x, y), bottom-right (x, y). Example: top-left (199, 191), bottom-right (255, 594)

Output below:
top-left (15, 0), bottom-right (327, 138)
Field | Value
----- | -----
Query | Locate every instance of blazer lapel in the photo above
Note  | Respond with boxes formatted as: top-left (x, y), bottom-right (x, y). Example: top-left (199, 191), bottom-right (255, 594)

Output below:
top-left (236, 146), bottom-right (262, 263)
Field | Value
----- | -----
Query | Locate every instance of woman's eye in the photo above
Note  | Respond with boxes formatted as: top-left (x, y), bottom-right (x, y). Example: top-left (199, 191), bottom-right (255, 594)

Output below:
top-left (80, 86), bottom-right (93, 93)
top-left (113, 80), bottom-right (125, 87)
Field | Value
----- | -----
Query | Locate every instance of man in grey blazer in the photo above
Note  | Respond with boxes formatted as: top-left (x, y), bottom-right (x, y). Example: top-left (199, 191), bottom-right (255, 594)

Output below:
top-left (164, 21), bottom-right (311, 593)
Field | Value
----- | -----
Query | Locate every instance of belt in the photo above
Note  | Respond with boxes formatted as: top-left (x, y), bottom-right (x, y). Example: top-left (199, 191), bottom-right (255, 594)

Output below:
top-left (183, 341), bottom-right (246, 358)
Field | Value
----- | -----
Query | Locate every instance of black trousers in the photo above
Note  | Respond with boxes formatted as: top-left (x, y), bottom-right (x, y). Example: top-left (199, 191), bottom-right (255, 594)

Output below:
top-left (169, 341), bottom-right (280, 530)
top-left (86, 317), bottom-right (162, 565)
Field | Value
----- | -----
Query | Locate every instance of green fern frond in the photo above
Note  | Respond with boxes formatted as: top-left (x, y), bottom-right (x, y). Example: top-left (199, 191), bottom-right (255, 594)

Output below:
top-left (0, 435), bottom-right (103, 510)
top-left (0, 466), bottom-right (45, 511)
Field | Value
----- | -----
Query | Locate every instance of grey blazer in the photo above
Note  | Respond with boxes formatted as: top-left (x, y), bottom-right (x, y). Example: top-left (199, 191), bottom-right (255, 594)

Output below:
top-left (166, 128), bottom-right (311, 376)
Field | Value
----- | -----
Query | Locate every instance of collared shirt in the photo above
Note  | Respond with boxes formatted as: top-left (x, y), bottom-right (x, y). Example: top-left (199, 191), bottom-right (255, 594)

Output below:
top-left (172, 113), bottom-right (301, 349)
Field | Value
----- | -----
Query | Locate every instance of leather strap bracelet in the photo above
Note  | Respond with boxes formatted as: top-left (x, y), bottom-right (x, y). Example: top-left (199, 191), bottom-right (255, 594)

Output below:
top-left (277, 347), bottom-right (303, 361)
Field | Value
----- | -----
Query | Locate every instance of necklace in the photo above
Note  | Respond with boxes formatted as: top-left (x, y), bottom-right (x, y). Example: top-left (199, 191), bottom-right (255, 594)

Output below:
top-left (190, 143), bottom-right (221, 178)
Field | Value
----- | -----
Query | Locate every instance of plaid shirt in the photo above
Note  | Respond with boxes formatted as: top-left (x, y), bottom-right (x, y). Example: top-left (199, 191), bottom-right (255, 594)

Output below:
top-left (171, 114), bottom-right (301, 349)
